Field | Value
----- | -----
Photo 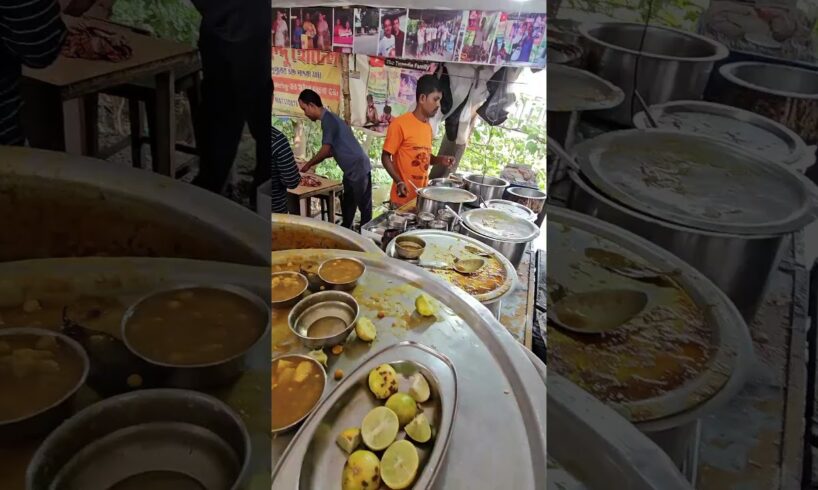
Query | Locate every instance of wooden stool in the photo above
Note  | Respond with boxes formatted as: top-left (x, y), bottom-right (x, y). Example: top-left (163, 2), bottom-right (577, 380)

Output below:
top-left (101, 61), bottom-right (202, 177)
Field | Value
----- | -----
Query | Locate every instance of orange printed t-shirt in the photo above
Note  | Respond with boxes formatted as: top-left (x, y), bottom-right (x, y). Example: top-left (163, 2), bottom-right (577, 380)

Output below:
top-left (383, 112), bottom-right (433, 207)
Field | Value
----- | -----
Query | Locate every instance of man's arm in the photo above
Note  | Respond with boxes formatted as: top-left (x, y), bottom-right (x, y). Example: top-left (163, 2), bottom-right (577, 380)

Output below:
top-left (431, 154), bottom-right (455, 167)
top-left (59, 0), bottom-right (97, 17)
top-left (381, 150), bottom-right (406, 197)
top-left (0, 0), bottom-right (67, 69)
top-left (300, 144), bottom-right (332, 173)
top-left (273, 130), bottom-right (301, 189)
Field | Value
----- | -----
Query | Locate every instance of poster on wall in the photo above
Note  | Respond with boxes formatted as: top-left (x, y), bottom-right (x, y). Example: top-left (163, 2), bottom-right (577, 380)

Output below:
top-left (272, 7), bottom-right (290, 48)
top-left (333, 7), bottom-right (353, 53)
top-left (491, 12), bottom-right (546, 66)
top-left (271, 48), bottom-right (342, 117)
top-left (377, 8), bottom-right (407, 58)
top-left (406, 9), bottom-right (464, 62)
top-left (458, 10), bottom-right (500, 63)
top-left (353, 6), bottom-right (380, 56)
top-left (290, 7), bottom-right (333, 51)
top-left (363, 57), bottom-right (437, 133)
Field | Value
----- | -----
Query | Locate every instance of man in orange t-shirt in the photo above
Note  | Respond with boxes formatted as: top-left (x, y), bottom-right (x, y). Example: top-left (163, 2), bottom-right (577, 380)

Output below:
top-left (382, 74), bottom-right (455, 207)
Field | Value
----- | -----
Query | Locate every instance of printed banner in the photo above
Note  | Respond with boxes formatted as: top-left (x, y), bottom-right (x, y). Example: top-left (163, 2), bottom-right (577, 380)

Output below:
top-left (362, 57), bottom-right (437, 134)
top-left (273, 6), bottom-right (546, 68)
top-left (271, 48), bottom-right (342, 117)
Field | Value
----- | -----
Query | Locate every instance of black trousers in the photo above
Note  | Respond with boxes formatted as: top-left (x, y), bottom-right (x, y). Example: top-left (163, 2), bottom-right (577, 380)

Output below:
top-left (341, 173), bottom-right (373, 230)
top-left (192, 30), bottom-right (270, 197)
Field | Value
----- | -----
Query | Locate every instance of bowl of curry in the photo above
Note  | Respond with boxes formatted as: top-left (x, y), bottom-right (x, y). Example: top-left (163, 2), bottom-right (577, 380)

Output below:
top-left (121, 284), bottom-right (270, 389)
top-left (0, 328), bottom-right (89, 440)
top-left (272, 271), bottom-right (308, 308)
top-left (317, 257), bottom-right (366, 292)
top-left (271, 354), bottom-right (327, 434)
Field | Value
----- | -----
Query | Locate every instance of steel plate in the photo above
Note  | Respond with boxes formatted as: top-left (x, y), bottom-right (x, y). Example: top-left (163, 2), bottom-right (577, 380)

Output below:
top-left (632, 100), bottom-right (808, 166)
top-left (270, 249), bottom-right (546, 490)
top-left (273, 342), bottom-right (456, 489)
top-left (460, 208), bottom-right (540, 242)
top-left (573, 129), bottom-right (818, 235)
top-left (548, 207), bottom-right (752, 430)
top-left (417, 187), bottom-right (478, 204)
top-left (547, 64), bottom-right (625, 113)
top-left (384, 229), bottom-right (516, 304)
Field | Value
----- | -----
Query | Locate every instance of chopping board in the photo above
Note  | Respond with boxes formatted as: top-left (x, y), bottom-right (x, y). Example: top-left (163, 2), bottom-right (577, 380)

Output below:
top-left (288, 173), bottom-right (341, 196)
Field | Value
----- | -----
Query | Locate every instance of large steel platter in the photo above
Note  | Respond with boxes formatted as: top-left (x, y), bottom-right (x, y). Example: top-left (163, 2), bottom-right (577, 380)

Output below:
top-left (0, 146), bottom-right (268, 265)
top-left (548, 207), bottom-right (753, 432)
top-left (272, 214), bottom-right (383, 254)
top-left (0, 257), bottom-right (271, 489)
top-left (271, 249), bottom-right (546, 490)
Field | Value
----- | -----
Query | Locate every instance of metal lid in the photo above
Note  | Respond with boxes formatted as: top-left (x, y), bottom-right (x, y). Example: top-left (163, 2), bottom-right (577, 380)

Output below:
top-left (573, 129), bottom-right (818, 235)
top-left (632, 100), bottom-right (807, 166)
top-left (417, 186), bottom-right (477, 204)
top-left (461, 208), bottom-right (540, 242)
top-left (485, 199), bottom-right (537, 221)
top-left (547, 64), bottom-right (624, 112)
top-left (384, 229), bottom-right (516, 304)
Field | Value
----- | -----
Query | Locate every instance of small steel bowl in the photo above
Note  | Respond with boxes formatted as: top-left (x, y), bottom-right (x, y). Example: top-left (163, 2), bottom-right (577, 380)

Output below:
top-left (271, 354), bottom-right (327, 434)
top-left (299, 262), bottom-right (324, 292)
top-left (271, 271), bottom-right (308, 308)
top-left (121, 284), bottom-right (270, 389)
top-left (287, 291), bottom-right (360, 349)
top-left (395, 236), bottom-right (427, 260)
top-left (26, 388), bottom-right (251, 490)
top-left (0, 327), bottom-right (90, 441)
top-left (317, 257), bottom-right (366, 292)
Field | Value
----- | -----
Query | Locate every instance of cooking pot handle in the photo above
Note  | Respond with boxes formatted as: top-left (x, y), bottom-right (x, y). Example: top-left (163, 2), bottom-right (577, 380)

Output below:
top-left (547, 136), bottom-right (580, 172)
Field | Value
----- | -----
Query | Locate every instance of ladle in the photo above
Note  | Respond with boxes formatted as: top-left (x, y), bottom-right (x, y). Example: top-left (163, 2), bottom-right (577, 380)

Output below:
top-left (464, 245), bottom-right (493, 258)
top-left (634, 89), bottom-right (658, 128)
top-left (547, 289), bottom-right (649, 334)
top-left (419, 257), bottom-right (485, 275)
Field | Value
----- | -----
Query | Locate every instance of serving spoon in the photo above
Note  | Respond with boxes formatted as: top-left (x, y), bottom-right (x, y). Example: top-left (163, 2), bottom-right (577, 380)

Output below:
top-left (418, 257), bottom-right (485, 275)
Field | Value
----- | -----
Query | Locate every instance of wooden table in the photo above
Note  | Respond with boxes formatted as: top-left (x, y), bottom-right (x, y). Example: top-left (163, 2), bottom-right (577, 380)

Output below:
top-left (21, 16), bottom-right (199, 177)
top-left (287, 174), bottom-right (343, 222)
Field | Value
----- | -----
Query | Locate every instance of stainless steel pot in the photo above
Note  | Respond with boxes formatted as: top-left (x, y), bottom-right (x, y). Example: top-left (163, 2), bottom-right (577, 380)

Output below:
top-left (427, 178), bottom-right (464, 188)
top-left (567, 171), bottom-right (786, 320)
top-left (459, 208), bottom-right (540, 268)
top-left (463, 174), bottom-right (510, 206)
top-left (121, 284), bottom-right (271, 389)
top-left (710, 61), bottom-right (818, 144)
top-left (579, 22), bottom-right (728, 126)
top-left (0, 328), bottom-right (90, 441)
top-left (506, 187), bottom-right (546, 215)
top-left (415, 186), bottom-right (477, 215)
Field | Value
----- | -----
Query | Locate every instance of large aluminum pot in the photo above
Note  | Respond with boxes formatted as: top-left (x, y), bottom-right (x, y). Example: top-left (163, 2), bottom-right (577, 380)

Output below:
top-left (462, 174), bottom-right (509, 206)
top-left (459, 208), bottom-right (540, 267)
top-left (427, 177), bottom-right (464, 188)
top-left (415, 186), bottom-right (477, 215)
top-left (567, 171), bottom-right (786, 320)
top-left (710, 61), bottom-right (818, 144)
top-left (579, 22), bottom-right (728, 126)
top-left (506, 186), bottom-right (546, 215)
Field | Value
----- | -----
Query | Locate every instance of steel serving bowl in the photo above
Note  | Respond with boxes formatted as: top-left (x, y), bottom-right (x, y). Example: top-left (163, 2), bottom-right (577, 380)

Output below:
top-left (0, 328), bottom-right (90, 441)
top-left (579, 22), bottom-right (728, 125)
top-left (26, 388), bottom-right (251, 490)
top-left (459, 208), bottom-right (541, 268)
top-left (485, 199), bottom-right (537, 221)
top-left (317, 257), bottom-right (366, 292)
top-left (271, 271), bottom-right (308, 308)
top-left (287, 291), bottom-right (361, 349)
top-left (463, 174), bottom-right (510, 205)
top-left (395, 236), bottom-right (427, 259)
top-left (416, 186), bottom-right (477, 216)
top-left (271, 354), bottom-right (327, 434)
top-left (121, 283), bottom-right (271, 389)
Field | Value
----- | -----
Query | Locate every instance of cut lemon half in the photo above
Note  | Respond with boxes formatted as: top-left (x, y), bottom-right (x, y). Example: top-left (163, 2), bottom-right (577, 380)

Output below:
top-left (380, 440), bottom-right (419, 489)
top-left (405, 413), bottom-right (432, 443)
top-left (361, 406), bottom-right (399, 451)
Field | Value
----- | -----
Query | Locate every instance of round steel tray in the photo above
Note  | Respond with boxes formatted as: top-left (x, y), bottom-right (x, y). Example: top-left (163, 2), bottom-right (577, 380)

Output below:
top-left (384, 229), bottom-right (516, 305)
top-left (271, 214), bottom-right (383, 254)
top-left (632, 100), bottom-right (808, 167)
top-left (548, 207), bottom-right (753, 431)
top-left (572, 129), bottom-right (818, 235)
top-left (547, 64), bottom-right (625, 113)
top-left (271, 249), bottom-right (546, 490)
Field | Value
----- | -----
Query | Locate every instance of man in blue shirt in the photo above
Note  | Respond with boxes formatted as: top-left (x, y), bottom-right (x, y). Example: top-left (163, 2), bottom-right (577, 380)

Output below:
top-left (298, 89), bottom-right (372, 230)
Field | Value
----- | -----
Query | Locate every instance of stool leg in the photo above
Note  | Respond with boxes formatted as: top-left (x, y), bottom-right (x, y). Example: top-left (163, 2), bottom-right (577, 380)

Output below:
top-left (186, 75), bottom-right (202, 156)
top-left (320, 195), bottom-right (327, 221)
top-left (145, 96), bottom-right (159, 172)
top-left (128, 98), bottom-right (142, 168)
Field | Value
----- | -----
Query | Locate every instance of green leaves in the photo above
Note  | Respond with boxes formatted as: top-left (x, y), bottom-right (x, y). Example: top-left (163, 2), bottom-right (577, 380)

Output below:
top-left (112, 0), bottom-right (201, 46)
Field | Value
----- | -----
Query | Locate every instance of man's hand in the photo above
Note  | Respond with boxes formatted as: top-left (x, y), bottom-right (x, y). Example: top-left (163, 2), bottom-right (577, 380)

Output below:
top-left (436, 155), bottom-right (455, 167)
top-left (396, 181), bottom-right (408, 198)
top-left (299, 162), bottom-right (314, 173)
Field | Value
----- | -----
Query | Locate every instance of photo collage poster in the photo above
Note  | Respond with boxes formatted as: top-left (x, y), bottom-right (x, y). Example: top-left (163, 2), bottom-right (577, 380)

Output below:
top-left (364, 57), bottom-right (438, 134)
top-left (272, 6), bottom-right (546, 68)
